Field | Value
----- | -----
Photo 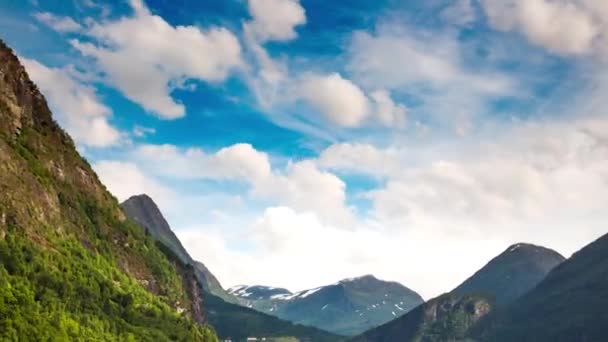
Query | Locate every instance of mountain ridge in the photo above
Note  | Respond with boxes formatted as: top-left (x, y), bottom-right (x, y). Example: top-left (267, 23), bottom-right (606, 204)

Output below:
top-left (230, 274), bottom-right (424, 336)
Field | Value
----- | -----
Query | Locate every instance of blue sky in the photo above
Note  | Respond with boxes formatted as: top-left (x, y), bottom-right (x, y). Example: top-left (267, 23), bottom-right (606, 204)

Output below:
top-left (3, 0), bottom-right (608, 298)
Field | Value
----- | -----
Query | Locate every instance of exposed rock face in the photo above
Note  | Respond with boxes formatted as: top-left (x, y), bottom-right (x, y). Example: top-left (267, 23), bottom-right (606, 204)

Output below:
top-left (452, 243), bottom-right (565, 305)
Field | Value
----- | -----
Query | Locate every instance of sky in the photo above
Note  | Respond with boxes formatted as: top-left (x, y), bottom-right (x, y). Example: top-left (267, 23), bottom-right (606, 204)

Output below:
top-left (2, 0), bottom-right (608, 299)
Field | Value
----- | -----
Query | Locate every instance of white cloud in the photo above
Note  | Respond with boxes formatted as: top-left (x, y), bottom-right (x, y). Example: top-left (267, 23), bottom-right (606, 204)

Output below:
top-left (69, 0), bottom-right (242, 119)
top-left (93, 160), bottom-right (176, 210)
top-left (21, 58), bottom-right (121, 147)
top-left (179, 205), bottom-right (509, 299)
top-left (369, 89), bottom-right (407, 127)
top-left (252, 160), bottom-right (354, 225)
top-left (131, 143), bottom-right (354, 225)
top-left (298, 73), bottom-right (370, 127)
top-left (310, 113), bottom-right (608, 262)
top-left (245, 0), bottom-right (306, 42)
top-left (481, 0), bottom-right (604, 56)
top-left (33, 12), bottom-right (82, 32)
top-left (134, 143), bottom-right (272, 181)
top-left (318, 142), bottom-right (399, 176)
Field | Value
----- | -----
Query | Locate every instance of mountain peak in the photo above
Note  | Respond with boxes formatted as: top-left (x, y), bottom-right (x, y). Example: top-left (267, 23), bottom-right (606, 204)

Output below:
top-left (452, 242), bottom-right (565, 305)
top-left (340, 274), bottom-right (377, 283)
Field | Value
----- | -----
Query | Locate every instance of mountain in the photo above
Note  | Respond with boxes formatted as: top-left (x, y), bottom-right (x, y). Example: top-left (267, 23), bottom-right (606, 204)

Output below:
top-left (0, 39), bottom-right (217, 340)
top-left (475, 232), bottom-right (608, 341)
top-left (229, 275), bottom-right (424, 336)
top-left (121, 194), bottom-right (342, 342)
top-left (452, 243), bottom-right (565, 305)
top-left (350, 293), bottom-right (492, 342)
top-left (121, 194), bottom-right (236, 304)
top-left (351, 242), bottom-right (565, 342)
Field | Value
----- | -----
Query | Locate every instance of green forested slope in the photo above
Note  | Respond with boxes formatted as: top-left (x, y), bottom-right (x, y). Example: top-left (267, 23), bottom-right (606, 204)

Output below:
top-left (0, 39), bottom-right (217, 341)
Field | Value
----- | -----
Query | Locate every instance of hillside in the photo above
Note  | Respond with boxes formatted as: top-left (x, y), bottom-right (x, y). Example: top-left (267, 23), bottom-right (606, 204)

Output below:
top-left (350, 293), bottom-right (492, 342)
top-left (452, 243), bottom-right (565, 305)
top-left (476, 233), bottom-right (608, 341)
top-left (229, 275), bottom-right (424, 336)
top-left (0, 39), bottom-right (216, 340)
top-left (350, 242), bottom-right (564, 342)
top-left (121, 194), bottom-right (342, 342)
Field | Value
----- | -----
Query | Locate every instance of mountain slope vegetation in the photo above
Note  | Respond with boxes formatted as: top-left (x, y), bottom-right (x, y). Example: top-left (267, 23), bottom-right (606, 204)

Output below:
top-left (0, 39), bottom-right (217, 341)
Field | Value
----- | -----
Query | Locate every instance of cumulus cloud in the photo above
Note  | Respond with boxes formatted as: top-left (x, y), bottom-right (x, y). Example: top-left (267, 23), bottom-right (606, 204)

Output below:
top-left (295, 73), bottom-right (408, 128)
top-left (297, 73), bottom-right (370, 127)
top-left (369, 89), bottom-right (407, 127)
top-left (481, 0), bottom-right (600, 56)
top-left (311, 112), bottom-right (608, 262)
top-left (245, 0), bottom-right (306, 42)
top-left (93, 160), bottom-right (176, 210)
top-left (21, 58), bottom-right (121, 147)
top-left (131, 143), bottom-right (354, 225)
top-left (69, 0), bottom-right (242, 119)
top-left (318, 142), bottom-right (399, 176)
top-left (33, 12), bottom-right (82, 32)
top-left (133, 143), bottom-right (272, 181)
top-left (179, 205), bottom-right (509, 299)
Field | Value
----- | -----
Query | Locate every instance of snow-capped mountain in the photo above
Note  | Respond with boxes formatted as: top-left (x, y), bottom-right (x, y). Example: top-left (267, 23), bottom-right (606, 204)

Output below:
top-left (229, 275), bottom-right (423, 336)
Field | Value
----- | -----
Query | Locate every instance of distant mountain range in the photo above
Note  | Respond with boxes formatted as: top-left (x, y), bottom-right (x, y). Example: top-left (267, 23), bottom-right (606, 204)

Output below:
top-left (351, 243), bottom-right (566, 341)
top-left (121, 194), bottom-right (341, 341)
top-left (229, 275), bottom-right (424, 336)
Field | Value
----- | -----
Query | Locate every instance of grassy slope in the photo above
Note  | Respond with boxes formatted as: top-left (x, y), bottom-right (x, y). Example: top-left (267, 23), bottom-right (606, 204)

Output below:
top-left (0, 40), bottom-right (217, 341)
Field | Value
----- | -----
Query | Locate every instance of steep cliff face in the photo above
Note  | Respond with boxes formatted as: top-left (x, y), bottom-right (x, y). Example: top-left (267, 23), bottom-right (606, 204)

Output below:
top-left (0, 39), bottom-right (216, 340)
